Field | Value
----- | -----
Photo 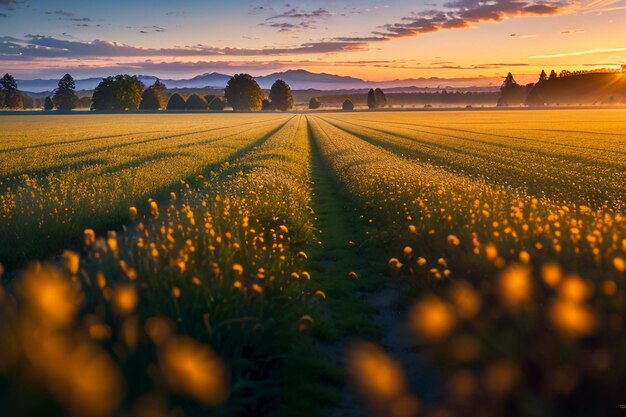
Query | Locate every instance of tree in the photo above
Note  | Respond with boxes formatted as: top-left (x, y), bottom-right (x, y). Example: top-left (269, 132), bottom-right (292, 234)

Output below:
top-left (367, 89), bottom-right (376, 109)
top-left (549, 70), bottom-right (557, 81)
top-left (309, 97), bottom-right (321, 109)
top-left (269, 79), bottom-right (294, 111)
top-left (539, 70), bottom-right (548, 83)
top-left (262, 99), bottom-right (272, 111)
top-left (501, 72), bottom-right (518, 89)
top-left (205, 95), bottom-right (225, 111)
top-left (140, 79), bottom-right (167, 110)
top-left (375, 88), bottom-right (387, 108)
top-left (224, 74), bottom-right (263, 112)
top-left (151, 79), bottom-right (167, 104)
top-left (166, 93), bottom-right (186, 110)
top-left (0, 90), bottom-right (5, 109)
top-left (186, 94), bottom-right (208, 110)
top-left (91, 75), bottom-right (144, 111)
top-left (0, 73), bottom-right (24, 109)
top-left (52, 73), bottom-right (78, 111)
top-left (44, 96), bottom-right (54, 111)
top-left (342, 99), bottom-right (354, 111)
top-left (498, 73), bottom-right (526, 107)
top-left (139, 88), bottom-right (161, 110)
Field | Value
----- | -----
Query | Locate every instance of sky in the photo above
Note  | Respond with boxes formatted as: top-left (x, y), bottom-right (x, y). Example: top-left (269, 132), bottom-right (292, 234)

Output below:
top-left (1, 0), bottom-right (626, 85)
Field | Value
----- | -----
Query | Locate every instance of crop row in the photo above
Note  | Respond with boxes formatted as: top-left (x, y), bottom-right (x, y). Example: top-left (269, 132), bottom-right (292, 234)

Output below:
top-left (324, 110), bottom-right (626, 207)
top-left (308, 114), bottom-right (626, 417)
top-left (0, 115), bottom-right (327, 416)
top-left (0, 114), bottom-right (291, 266)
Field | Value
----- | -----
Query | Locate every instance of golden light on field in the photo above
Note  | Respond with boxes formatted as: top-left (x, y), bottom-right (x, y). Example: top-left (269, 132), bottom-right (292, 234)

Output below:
top-left (2, 110), bottom-right (626, 416)
top-left (159, 337), bottom-right (229, 406)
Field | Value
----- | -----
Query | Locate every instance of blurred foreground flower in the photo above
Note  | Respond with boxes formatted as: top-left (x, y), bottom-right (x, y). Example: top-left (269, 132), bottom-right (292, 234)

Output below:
top-left (348, 341), bottom-right (420, 417)
top-left (159, 336), bottom-right (229, 406)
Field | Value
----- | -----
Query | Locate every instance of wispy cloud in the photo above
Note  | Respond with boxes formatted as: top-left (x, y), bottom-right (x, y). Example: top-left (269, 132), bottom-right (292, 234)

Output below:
top-left (0, 35), bottom-right (367, 58)
top-left (530, 47), bottom-right (626, 58)
top-left (373, 0), bottom-right (572, 39)
top-left (260, 6), bottom-right (332, 32)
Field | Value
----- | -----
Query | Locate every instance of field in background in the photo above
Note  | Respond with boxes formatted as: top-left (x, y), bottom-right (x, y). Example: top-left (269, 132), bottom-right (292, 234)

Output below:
top-left (1, 109), bottom-right (626, 417)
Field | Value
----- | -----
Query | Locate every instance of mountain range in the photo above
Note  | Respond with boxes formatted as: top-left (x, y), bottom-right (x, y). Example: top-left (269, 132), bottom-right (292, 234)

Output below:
top-left (17, 69), bottom-right (500, 93)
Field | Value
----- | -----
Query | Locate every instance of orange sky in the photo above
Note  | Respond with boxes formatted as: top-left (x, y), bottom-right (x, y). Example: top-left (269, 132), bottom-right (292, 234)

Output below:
top-left (1, 0), bottom-right (625, 84)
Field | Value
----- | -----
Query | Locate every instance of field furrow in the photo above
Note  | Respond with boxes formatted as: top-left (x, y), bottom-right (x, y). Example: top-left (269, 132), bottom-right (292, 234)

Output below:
top-left (318, 112), bottom-right (626, 206)
top-left (0, 114), bottom-right (291, 266)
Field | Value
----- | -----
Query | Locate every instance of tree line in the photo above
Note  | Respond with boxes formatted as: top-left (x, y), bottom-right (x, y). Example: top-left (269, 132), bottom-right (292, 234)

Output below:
top-left (1, 71), bottom-right (392, 112)
top-left (498, 67), bottom-right (626, 107)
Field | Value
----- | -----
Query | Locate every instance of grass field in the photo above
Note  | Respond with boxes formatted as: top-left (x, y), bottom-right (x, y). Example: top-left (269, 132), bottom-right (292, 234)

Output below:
top-left (1, 109), bottom-right (625, 417)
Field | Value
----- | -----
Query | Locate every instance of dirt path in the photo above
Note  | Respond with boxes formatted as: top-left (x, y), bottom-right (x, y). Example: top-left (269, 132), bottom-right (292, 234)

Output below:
top-left (306, 116), bottom-right (434, 415)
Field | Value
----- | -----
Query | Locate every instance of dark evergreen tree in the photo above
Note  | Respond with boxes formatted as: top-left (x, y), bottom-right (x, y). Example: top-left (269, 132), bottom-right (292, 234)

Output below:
top-left (44, 96), bottom-right (54, 111)
top-left (52, 74), bottom-right (79, 111)
top-left (166, 93), bottom-right (186, 110)
top-left (139, 88), bottom-right (162, 110)
top-left (139, 80), bottom-right (167, 110)
top-left (549, 70), bottom-right (558, 81)
top-left (91, 75), bottom-right (144, 111)
top-left (186, 94), bottom-right (208, 110)
top-left (308, 97), bottom-right (321, 109)
top-left (0, 73), bottom-right (24, 109)
top-left (151, 79), bottom-right (167, 104)
top-left (269, 79), bottom-right (294, 111)
top-left (497, 73), bottom-right (526, 107)
top-left (224, 74), bottom-right (263, 112)
top-left (539, 70), bottom-right (548, 83)
top-left (374, 88), bottom-right (387, 108)
top-left (367, 89), bottom-right (376, 109)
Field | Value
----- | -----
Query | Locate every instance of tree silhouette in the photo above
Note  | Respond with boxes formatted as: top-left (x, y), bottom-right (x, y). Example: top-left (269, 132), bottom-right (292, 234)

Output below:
top-left (308, 97), bottom-right (321, 109)
top-left (186, 94), bottom-right (208, 110)
top-left (367, 89), bottom-right (376, 109)
top-left (342, 99), bottom-right (354, 111)
top-left (549, 70), bottom-right (557, 81)
top-left (53, 73), bottom-right (79, 111)
top-left (151, 79), bottom-right (167, 104)
top-left (224, 74), bottom-right (263, 112)
top-left (498, 73), bottom-right (527, 107)
top-left (140, 79), bottom-right (167, 110)
top-left (262, 99), bottom-right (272, 111)
top-left (501, 72), bottom-right (517, 89)
top-left (44, 96), bottom-right (54, 111)
top-left (92, 75), bottom-right (144, 111)
top-left (269, 79), bottom-right (294, 111)
top-left (205, 95), bottom-right (225, 111)
top-left (539, 70), bottom-right (548, 83)
top-left (375, 88), bottom-right (387, 108)
top-left (139, 88), bottom-right (161, 110)
top-left (166, 93), bottom-right (186, 110)
top-left (0, 73), bottom-right (24, 109)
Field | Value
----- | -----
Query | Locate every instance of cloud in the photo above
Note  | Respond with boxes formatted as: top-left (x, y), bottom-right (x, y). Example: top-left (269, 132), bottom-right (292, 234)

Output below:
top-left (261, 7), bottom-right (332, 32)
top-left (561, 28), bottom-right (586, 34)
top-left (0, 35), bottom-right (367, 58)
top-left (529, 47), bottom-right (626, 58)
top-left (165, 11), bottom-right (190, 17)
top-left (580, 0), bottom-right (626, 12)
top-left (374, 0), bottom-right (571, 39)
top-left (0, 12), bottom-right (7, 17)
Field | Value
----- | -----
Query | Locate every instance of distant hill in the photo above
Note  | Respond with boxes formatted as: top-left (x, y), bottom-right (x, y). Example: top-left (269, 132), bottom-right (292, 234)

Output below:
top-left (17, 69), bottom-right (500, 93)
top-left (526, 72), bottom-right (626, 106)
